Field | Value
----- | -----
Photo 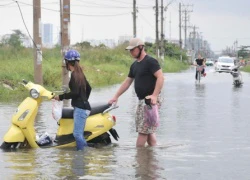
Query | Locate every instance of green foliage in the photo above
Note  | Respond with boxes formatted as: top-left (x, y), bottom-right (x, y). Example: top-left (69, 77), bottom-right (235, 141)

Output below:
top-left (164, 42), bottom-right (188, 60)
top-left (144, 41), bottom-right (188, 61)
top-left (74, 41), bottom-right (93, 50)
top-left (95, 43), bottom-right (108, 49)
top-left (0, 41), bottom-right (189, 102)
top-left (162, 56), bottom-right (189, 72)
top-left (84, 62), bottom-right (127, 87)
top-left (241, 65), bottom-right (250, 72)
top-left (0, 29), bottom-right (27, 50)
top-left (238, 47), bottom-right (250, 59)
top-left (144, 42), bottom-right (154, 54)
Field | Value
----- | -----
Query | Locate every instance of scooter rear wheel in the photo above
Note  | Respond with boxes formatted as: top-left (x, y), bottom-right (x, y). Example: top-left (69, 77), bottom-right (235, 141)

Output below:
top-left (88, 132), bottom-right (112, 146)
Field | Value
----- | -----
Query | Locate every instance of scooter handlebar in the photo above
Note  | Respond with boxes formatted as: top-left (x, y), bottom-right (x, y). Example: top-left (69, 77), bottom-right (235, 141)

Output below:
top-left (21, 79), bottom-right (55, 100)
top-left (103, 103), bottom-right (119, 114)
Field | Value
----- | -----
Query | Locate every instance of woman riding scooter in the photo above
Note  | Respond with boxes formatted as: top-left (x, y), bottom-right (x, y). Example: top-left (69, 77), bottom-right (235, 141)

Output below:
top-left (194, 54), bottom-right (206, 80)
top-left (54, 49), bottom-right (92, 151)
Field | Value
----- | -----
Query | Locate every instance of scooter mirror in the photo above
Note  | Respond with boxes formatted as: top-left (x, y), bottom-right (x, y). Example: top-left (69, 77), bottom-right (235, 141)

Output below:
top-left (22, 79), bottom-right (28, 85)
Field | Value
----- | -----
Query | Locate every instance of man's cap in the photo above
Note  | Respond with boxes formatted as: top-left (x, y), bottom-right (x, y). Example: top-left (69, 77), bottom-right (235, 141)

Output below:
top-left (125, 38), bottom-right (145, 50)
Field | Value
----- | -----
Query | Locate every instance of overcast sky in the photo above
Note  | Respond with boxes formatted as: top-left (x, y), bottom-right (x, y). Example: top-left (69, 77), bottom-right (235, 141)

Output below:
top-left (0, 0), bottom-right (249, 53)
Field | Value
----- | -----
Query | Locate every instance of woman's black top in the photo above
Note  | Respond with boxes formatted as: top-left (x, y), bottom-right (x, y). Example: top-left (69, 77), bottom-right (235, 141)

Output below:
top-left (195, 58), bottom-right (204, 66)
top-left (59, 72), bottom-right (91, 110)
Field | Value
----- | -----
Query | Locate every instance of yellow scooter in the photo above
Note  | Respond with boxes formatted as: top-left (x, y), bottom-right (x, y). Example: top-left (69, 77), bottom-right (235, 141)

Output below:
top-left (0, 80), bottom-right (119, 150)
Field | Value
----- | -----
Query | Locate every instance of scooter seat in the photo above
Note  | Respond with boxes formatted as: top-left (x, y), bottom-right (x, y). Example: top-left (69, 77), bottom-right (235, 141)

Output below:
top-left (61, 103), bottom-right (111, 119)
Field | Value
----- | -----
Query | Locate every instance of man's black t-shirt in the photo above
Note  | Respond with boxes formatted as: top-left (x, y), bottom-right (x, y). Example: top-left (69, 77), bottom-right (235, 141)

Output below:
top-left (128, 55), bottom-right (161, 100)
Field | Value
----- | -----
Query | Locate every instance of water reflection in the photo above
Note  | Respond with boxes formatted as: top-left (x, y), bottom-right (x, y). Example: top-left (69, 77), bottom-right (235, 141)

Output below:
top-left (71, 152), bottom-right (86, 177)
top-left (135, 147), bottom-right (166, 180)
top-left (2, 149), bottom-right (47, 179)
top-left (195, 83), bottom-right (206, 97)
top-left (1, 70), bottom-right (250, 179)
top-left (194, 83), bottom-right (206, 117)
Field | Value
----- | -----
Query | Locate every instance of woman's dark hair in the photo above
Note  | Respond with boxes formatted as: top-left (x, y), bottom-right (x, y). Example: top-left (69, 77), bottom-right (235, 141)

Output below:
top-left (72, 61), bottom-right (86, 88)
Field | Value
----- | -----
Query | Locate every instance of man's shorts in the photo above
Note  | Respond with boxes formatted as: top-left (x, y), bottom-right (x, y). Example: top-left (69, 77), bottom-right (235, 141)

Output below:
top-left (135, 99), bottom-right (159, 134)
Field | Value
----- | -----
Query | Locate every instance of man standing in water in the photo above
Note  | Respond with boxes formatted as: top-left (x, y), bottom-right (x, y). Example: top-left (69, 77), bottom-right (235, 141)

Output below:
top-left (109, 37), bottom-right (164, 147)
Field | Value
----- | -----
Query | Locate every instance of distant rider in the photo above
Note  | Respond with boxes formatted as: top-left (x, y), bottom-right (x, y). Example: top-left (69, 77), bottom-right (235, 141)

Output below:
top-left (194, 54), bottom-right (206, 80)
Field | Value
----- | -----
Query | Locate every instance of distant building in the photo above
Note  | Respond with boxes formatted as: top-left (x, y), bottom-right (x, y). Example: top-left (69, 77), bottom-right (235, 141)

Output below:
top-left (21, 36), bottom-right (32, 48)
top-left (86, 39), bottom-right (116, 48)
top-left (167, 39), bottom-right (180, 46)
top-left (145, 36), bottom-right (154, 43)
top-left (118, 35), bottom-right (133, 45)
top-left (42, 23), bottom-right (53, 48)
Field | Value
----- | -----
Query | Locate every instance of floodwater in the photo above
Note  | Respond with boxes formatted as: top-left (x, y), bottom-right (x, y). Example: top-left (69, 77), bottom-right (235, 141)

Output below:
top-left (0, 66), bottom-right (250, 180)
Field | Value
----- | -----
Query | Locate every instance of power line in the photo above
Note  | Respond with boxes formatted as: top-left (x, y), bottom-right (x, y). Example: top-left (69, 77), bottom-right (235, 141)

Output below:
top-left (138, 12), bottom-right (154, 29)
top-left (75, 0), bottom-right (153, 7)
top-left (13, 1), bottom-right (37, 49)
top-left (0, 1), bottom-right (15, 6)
top-left (15, 1), bottom-right (131, 17)
top-left (13, 0), bottom-right (47, 61)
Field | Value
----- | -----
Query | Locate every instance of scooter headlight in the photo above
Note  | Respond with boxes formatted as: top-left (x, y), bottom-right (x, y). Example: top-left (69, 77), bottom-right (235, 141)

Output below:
top-left (30, 89), bottom-right (40, 99)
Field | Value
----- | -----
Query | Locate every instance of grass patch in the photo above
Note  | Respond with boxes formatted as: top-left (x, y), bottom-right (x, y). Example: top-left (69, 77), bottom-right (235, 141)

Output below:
top-left (162, 57), bottom-right (189, 72)
top-left (242, 65), bottom-right (250, 72)
top-left (0, 47), bottom-right (189, 102)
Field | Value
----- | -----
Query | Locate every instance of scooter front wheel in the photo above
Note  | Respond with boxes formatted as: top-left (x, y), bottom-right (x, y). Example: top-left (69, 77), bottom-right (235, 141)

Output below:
top-left (0, 142), bottom-right (21, 150)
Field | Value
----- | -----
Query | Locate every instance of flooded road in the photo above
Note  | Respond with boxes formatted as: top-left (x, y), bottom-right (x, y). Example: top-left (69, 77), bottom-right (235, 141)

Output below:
top-left (0, 66), bottom-right (250, 180)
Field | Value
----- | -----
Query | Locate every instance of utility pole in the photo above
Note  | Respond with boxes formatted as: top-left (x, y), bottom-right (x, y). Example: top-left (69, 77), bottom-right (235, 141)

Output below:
top-left (192, 26), bottom-right (198, 51)
top-left (60, 0), bottom-right (70, 106)
top-left (199, 32), bottom-right (203, 55)
top-left (169, 12), bottom-right (171, 41)
top-left (181, 4), bottom-right (193, 50)
top-left (132, 0), bottom-right (137, 37)
top-left (33, 0), bottom-right (43, 84)
top-left (155, 0), bottom-right (159, 59)
top-left (184, 9), bottom-right (187, 49)
top-left (192, 25), bottom-right (198, 60)
top-left (179, 3), bottom-right (182, 49)
top-left (160, 0), bottom-right (164, 62)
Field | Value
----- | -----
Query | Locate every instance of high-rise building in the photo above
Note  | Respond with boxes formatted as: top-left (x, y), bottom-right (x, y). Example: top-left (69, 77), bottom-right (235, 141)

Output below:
top-left (42, 23), bottom-right (53, 48)
top-left (118, 35), bottom-right (133, 45)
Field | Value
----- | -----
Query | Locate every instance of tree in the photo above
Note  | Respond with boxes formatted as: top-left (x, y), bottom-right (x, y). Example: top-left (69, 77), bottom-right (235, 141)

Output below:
top-left (238, 46), bottom-right (250, 59)
top-left (74, 41), bottom-right (92, 50)
top-left (164, 42), bottom-right (187, 60)
top-left (96, 43), bottom-right (107, 49)
top-left (0, 29), bottom-right (26, 49)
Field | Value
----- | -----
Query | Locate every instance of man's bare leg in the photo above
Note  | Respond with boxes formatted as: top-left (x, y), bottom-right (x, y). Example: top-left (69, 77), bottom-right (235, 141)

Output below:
top-left (136, 133), bottom-right (148, 147)
top-left (147, 133), bottom-right (157, 146)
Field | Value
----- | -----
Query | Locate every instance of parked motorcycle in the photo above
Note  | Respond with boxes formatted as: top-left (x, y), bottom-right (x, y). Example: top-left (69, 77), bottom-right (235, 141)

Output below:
top-left (230, 65), bottom-right (243, 87)
top-left (0, 80), bottom-right (119, 150)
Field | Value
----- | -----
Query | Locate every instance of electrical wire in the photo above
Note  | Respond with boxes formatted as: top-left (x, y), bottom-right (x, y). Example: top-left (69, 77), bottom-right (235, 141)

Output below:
top-left (16, 1), bottom-right (131, 17)
top-left (0, 1), bottom-right (15, 6)
top-left (13, 0), bottom-right (47, 60)
top-left (13, 1), bottom-right (37, 48)
top-left (74, 0), bottom-right (152, 8)
top-left (138, 12), bottom-right (154, 29)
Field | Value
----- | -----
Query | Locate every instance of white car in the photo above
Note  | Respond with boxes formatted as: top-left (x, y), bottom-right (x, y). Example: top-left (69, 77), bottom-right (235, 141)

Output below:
top-left (215, 56), bottom-right (235, 73)
top-left (205, 59), bottom-right (214, 66)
